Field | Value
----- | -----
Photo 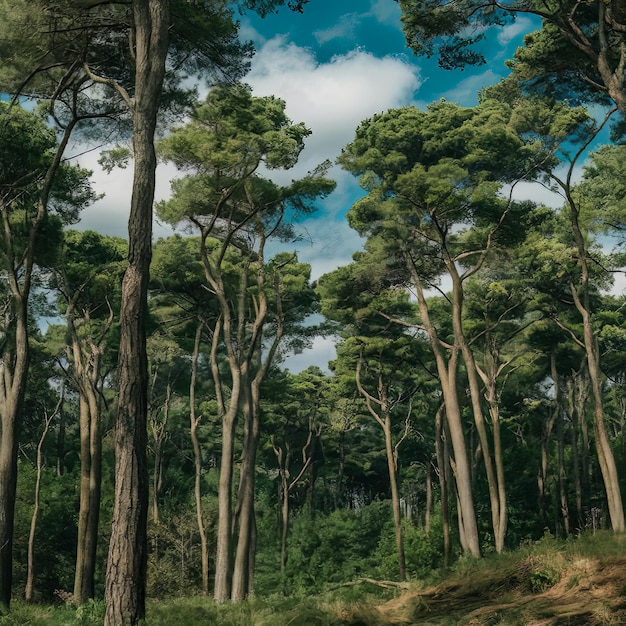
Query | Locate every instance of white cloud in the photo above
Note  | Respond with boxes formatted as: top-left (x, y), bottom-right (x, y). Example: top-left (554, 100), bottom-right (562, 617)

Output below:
top-left (497, 17), bottom-right (535, 46)
top-left (245, 36), bottom-right (421, 178)
top-left (72, 149), bottom-right (178, 241)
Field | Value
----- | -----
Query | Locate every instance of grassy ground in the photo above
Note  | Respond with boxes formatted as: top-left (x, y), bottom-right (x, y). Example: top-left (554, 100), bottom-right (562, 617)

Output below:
top-left (2, 531), bottom-right (626, 625)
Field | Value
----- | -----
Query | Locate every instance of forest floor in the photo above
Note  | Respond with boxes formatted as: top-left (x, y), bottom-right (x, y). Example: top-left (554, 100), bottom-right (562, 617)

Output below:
top-left (3, 532), bottom-right (626, 625)
top-left (371, 535), bottom-right (626, 625)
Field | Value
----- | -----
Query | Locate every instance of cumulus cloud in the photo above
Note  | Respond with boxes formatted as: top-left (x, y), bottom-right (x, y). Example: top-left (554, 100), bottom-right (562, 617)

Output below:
top-left (245, 36), bottom-right (420, 177)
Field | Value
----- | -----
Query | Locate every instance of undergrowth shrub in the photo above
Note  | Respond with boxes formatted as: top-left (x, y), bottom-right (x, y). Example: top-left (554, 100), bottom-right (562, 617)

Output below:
top-left (373, 515), bottom-right (444, 580)
top-left (279, 501), bottom-right (390, 594)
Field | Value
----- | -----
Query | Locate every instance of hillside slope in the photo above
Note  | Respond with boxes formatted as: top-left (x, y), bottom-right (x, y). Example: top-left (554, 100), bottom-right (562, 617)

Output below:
top-left (377, 538), bottom-right (626, 625)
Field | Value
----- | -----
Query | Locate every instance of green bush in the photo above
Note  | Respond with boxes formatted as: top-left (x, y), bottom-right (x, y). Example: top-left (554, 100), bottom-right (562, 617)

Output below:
top-left (280, 501), bottom-right (391, 594)
top-left (528, 566), bottom-right (560, 593)
top-left (75, 599), bottom-right (105, 625)
top-left (373, 515), bottom-right (444, 580)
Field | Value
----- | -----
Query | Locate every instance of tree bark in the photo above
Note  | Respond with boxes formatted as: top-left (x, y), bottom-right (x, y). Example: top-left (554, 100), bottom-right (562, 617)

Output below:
top-left (231, 389), bottom-right (260, 601)
top-left (410, 269), bottom-right (480, 557)
top-left (25, 395), bottom-right (59, 602)
top-left (189, 321), bottom-right (209, 595)
top-left (104, 2), bottom-right (169, 623)
top-left (567, 190), bottom-right (625, 532)
top-left (71, 316), bottom-right (105, 604)
top-left (355, 361), bottom-right (407, 581)
top-left (447, 260), bottom-right (506, 553)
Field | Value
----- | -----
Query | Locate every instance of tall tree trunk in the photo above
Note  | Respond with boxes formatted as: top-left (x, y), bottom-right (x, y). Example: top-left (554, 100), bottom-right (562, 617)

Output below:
top-left (74, 394), bottom-right (102, 604)
top-left (214, 409), bottom-right (237, 602)
top-left (435, 404), bottom-right (450, 566)
top-left (568, 191), bottom-right (625, 532)
top-left (0, 302), bottom-right (29, 609)
top-left (189, 322), bottom-right (209, 595)
top-left (384, 415), bottom-right (407, 581)
top-left (105, 2), bottom-right (169, 623)
top-left (211, 309), bottom-right (242, 603)
top-left (25, 394), bottom-right (59, 602)
top-left (68, 301), bottom-right (106, 605)
top-left (448, 262), bottom-right (506, 553)
top-left (231, 392), bottom-right (260, 601)
top-left (411, 271), bottom-right (480, 557)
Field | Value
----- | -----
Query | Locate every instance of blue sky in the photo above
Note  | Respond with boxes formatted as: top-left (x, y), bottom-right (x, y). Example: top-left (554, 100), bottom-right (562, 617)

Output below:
top-left (74, 0), bottom-right (540, 369)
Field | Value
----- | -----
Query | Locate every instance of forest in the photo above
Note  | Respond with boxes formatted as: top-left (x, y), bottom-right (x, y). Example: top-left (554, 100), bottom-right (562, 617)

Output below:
top-left (0, 1), bottom-right (626, 625)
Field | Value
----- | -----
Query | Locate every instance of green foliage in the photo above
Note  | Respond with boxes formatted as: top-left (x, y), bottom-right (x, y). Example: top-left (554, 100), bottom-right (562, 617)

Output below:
top-left (527, 564), bottom-right (561, 593)
top-left (13, 462), bottom-right (78, 600)
top-left (157, 83), bottom-right (334, 232)
top-left (281, 502), bottom-right (395, 594)
top-left (373, 518), bottom-right (444, 581)
top-left (74, 600), bottom-right (105, 626)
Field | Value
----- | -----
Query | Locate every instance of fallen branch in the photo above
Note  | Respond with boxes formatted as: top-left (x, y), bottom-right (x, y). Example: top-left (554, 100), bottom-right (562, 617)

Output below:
top-left (327, 577), bottom-right (412, 591)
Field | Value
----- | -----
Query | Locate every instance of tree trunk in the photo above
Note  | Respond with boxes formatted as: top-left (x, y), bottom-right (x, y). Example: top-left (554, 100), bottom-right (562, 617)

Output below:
top-left (447, 262), bottom-right (506, 554)
top-left (214, 409), bottom-right (237, 602)
top-left (25, 397), bottom-right (57, 602)
top-left (189, 322), bottom-right (209, 595)
top-left (104, 2), bottom-right (169, 623)
top-left (411, 272), bottom-right (480, 557)
top-left (435, 404), bottom-right (450, 566)
top-left (0, 302), bottom-right (29, 610)
top-left (231, 394), bottom-right (260, 601)
top-left (383, 415), bottom-right (407, 581)
top-left (68, 301), bottom-right (105, 606)
top-left (568, 193), bottom-right (625, 532)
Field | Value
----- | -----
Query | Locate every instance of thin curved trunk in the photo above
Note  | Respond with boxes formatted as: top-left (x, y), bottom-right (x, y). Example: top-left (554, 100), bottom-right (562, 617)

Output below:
top-left (568, 196), bottom-right (624, 532)
top-left (25, 394), bottom-right (60, 602)
top-left (435, 404), bottom-right (450, 566)
top-left (189, 321), bottom-right (209, 594)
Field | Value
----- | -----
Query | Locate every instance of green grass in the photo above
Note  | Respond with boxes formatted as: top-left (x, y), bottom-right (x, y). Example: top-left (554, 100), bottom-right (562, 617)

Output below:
top-left (2, 531), bottom-right (625, 626)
